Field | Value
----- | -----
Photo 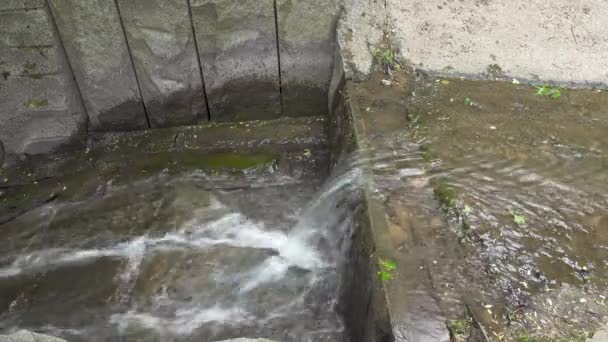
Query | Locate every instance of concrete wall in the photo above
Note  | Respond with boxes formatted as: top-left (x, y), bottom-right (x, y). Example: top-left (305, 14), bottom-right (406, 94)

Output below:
top-left (0, 0), bottom-right (339, 155)
top-left (338, 0), bottom-right (608, 86)
top-left (191, 0), bottom-right (281, 121)
top-left (117, 0), bottom-right (208, 127)
top-left (5, 0), bottom-right (604, 156)
top-left (389, 0), bottom-right (608, 86)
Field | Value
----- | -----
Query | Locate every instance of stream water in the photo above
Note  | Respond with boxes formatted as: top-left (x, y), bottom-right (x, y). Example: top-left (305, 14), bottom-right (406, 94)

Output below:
top-left (358, 74), bottom-right (608, 339)
top-left (0, 155), bottom-right (361, 341)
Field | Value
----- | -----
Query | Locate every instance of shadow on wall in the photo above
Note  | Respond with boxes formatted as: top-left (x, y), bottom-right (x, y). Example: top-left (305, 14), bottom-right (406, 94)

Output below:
top-left (0, 0), bottom-right (339, 155)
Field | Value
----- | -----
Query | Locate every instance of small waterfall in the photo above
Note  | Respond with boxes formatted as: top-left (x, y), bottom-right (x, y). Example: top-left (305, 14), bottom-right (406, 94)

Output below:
top-left (0, 159), bottom-right (363, 341)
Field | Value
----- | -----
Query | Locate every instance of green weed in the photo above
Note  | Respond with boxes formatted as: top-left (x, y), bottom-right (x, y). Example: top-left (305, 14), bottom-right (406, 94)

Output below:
top-left (447, 319), bottom-right (471, 336)
top-left (372, 47), bottom-right (401, 73)
top-left (378, 258), bottom-right (397, 282)
top-left (535, 85), bottom-right (562, 99)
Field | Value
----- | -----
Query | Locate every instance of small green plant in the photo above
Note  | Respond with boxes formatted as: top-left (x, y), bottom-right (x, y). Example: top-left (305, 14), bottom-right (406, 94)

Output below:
top-left (372, 47), bottom-right (401, 73)
top-left (447, 319), bottom-right (471, 337)
top-left (535, 85), bottom-right (562, 99)
top-left (378, 258), bottom-right (397, 282)
top-left (508, 210), bottom-right (526, 226)
top-left (464, 97), bottom-right (472, 106)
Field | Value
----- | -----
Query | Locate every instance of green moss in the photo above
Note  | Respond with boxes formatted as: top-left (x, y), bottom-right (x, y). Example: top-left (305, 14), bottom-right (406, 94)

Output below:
top-left (180, 152), bottom-right (276, 171)
top-left (433, 181), bottom-right (458, 208)
top-left (26, 99), bottom-right (49, 108)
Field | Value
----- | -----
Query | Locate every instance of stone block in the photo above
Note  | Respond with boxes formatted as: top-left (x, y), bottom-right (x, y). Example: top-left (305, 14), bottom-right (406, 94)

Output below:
top-left (48, 0), bottom-right (148, 130)
top-left (0, 8), bottom-right (54, 47)
top-left (0, 6), bottom-right (86, 155)
top-left (191, 0), bottom-right (281, 121)
top-left (276, 0), bottom-right (338, 116)
top-left (116, 0), bottom-right (208, 127)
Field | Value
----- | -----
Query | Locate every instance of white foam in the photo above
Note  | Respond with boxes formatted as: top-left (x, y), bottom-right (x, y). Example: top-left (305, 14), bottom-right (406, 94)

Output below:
top-left (110, 305), bottom-right (250, 336)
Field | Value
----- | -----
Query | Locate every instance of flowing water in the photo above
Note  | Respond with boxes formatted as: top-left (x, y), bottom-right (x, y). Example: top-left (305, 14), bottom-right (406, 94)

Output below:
top-left (353, 72), bottom-right (608, 339)
top-left (0, 152), bottom-right (362, 341)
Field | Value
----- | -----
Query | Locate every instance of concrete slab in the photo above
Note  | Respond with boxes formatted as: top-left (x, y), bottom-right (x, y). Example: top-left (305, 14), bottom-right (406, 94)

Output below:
top-left (116, 0), bottom-right (208, 128)
top-left (190, 0), bottom-right (281, 121)
top-left (276, 0), bottom-right (338, 116)
top-left (48, 0), bottom-right (148, 130)
top-left (388, 0), bottom-right (608, 86)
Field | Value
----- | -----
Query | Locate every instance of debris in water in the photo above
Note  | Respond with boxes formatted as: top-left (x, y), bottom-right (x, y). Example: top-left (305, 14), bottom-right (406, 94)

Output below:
top-left (381, 79), bottom-right (392, 87)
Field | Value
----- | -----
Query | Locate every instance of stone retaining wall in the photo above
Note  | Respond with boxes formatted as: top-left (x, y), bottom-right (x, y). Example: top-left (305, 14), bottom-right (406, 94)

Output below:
top-left (0, 0), bottom-right (339, 155)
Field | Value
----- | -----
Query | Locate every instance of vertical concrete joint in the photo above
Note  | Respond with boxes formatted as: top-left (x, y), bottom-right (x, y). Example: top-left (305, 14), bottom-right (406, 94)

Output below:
top-left (186, 0), bottom-right (212, 121)
top-left (113, 0), bottom-right (151, 129)
top-left (273, 0), bottom-right (284, 115)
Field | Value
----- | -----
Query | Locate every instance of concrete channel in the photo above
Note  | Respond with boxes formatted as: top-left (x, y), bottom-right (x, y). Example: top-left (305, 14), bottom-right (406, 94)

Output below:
top-left (2, 0), bottom-right (608, 341)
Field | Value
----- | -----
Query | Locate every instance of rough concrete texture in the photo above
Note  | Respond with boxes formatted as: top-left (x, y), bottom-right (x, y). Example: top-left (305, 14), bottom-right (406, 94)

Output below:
top-left (48, 0), bottom-right (148, 131)
top-left (337, 0), bottom-right (386, 81)
top-left (191, 0), bottom-right (281, 121)
top-left (395, 0), bottom-right (608, 85)
top-left (116, 0), bottom-right (208, 127)
top-left (589, 328), bottom-right (608, 342)
top-left (0, 0), bottom-right (43, 11)
top-left (214, 339), bottom-right (276, 342)
top-left (276, 0), bottom-right (338, 116)
top-left (0, 5), bottom-right (86, 154)
top-left (0, 330), bottom-right (66, 342)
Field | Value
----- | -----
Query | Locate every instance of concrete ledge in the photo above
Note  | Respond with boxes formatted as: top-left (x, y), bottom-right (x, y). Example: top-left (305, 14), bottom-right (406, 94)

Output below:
top-left (328, 52), bottom-right (395, 342)
top-left (329, 46), bottom-right (453, 340)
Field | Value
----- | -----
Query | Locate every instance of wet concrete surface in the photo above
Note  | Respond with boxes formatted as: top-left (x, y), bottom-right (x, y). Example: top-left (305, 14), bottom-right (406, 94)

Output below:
top-left (349, 71), bottom-right (608, 341)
